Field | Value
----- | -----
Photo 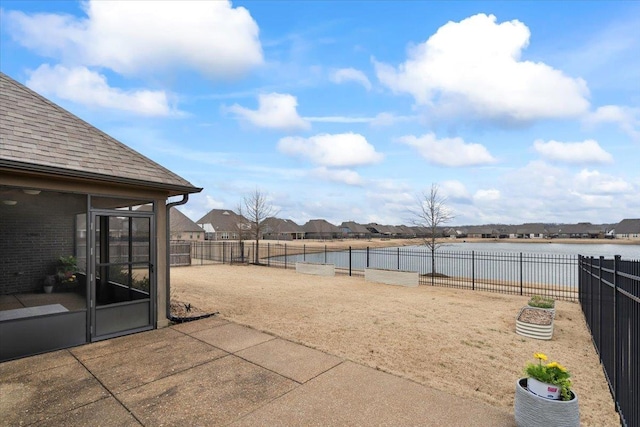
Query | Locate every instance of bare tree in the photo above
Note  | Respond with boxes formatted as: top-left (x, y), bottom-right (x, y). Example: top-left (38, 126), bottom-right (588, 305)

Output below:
top-left (410, 184), bottom-right (454, 278)
top-left (237, 188), bottom-right (278, 264)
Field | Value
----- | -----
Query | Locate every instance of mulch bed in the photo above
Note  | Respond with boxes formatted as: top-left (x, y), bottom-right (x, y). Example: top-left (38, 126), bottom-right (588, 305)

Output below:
top-left (518, 307), bottom-right (553, 325)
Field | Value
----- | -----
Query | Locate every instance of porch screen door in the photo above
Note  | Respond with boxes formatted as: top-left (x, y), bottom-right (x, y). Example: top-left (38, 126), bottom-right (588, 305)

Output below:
top-left (91, 211), bottom-right (154, 339)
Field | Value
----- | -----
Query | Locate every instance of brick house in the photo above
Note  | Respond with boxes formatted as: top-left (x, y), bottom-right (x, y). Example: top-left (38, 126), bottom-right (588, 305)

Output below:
top-left (0, 72), bottom-right (201, 361)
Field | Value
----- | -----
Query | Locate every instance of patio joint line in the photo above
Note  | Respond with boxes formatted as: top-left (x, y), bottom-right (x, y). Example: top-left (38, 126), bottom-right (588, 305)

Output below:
top-left (70, 351), bottom-right (146, 426)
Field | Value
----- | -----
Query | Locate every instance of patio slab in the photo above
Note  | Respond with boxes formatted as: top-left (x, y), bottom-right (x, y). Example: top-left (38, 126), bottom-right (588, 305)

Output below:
top-left (118, 354), bottom-right (298, 426)
top-left (231, 361), bottom-right (514, 427)
top-left (32, 396), bottom-right (141, 427)
top-left (171, 315), bottom-right (228, 334)
top-left (71, 327), bottom-right (184, 361)
top-left (0, 348), bottom-right (78, 381)
top-left (236, 338), bottom-right (343, 383)
top-left (80, 334), bottom-right (227, 394)
top-left (189, 322), bottom-right (275, 353)
top-left (0, 358), bottom-right (109, 426)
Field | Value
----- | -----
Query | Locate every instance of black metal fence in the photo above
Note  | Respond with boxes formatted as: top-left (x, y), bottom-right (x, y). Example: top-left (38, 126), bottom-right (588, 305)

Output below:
top-left (579, 255), bottom-right (639, 427)
top-left (189, 241), bottom-right (579, 301)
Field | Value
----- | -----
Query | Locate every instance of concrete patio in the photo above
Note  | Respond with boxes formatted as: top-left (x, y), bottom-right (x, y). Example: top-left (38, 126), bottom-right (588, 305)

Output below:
top-left (0, 316), bottom-right (514, 426)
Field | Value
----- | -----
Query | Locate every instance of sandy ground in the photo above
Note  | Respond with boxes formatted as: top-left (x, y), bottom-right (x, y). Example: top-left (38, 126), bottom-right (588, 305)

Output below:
top-left (171, 261), bottom-right (620, 426)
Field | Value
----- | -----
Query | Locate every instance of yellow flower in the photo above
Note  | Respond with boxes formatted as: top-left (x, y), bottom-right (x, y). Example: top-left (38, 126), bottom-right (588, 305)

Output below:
top-left (547, 362), bottom-right (559, 369)
top-left (534, 353), bottom-right (548, 361)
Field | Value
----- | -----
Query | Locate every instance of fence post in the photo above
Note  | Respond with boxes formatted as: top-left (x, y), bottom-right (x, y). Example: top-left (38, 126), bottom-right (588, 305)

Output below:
top-left (472, 251), bottom-right (475, 291)
top-left (613, 255), bottom-right (619, 404)
top-left (222, 241), bottom-right (225, 264)
top-left (598, 256), bottom-right (603, 363)
top-left (397, 247), bottom-right (400, 270)
top-left (284, 244), bottom-right (287, 270)
top-left (267, 243), bottom-right (270, 266)
top-left (366, 247), bottom-right (370, 268)
top-left (519, 252), bottom-right (523, 296)
top-left (325, 245), bottom-right (327, 264)
top-left (303, 244), bottom-right (306, 261)
top-left (230, 246), bottom-right (233, 265)
top-left (349, 246), bottom-right (352, 276)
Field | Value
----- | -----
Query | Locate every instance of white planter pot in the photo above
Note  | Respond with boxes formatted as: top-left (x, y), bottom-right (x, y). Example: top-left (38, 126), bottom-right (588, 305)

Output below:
top-left (43, 285), bottom-right (54, 294)
top-left (514, 378), bottom-right (579, 427)
top-left (527, 377), bottom-right (561, 400)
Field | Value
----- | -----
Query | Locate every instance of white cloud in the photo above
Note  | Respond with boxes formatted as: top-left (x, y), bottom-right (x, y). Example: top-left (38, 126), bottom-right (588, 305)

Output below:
top-left (574, 169), bottom-right (633, 194)
top-left (398, 133), bottom-right (496, 167)
top-left (278, 133), bottom-right (384, 167)
top-left (374, 13), bottom-right (589, 123)
top-left (473, 189), bottom-right (501, 202)
top-left (440, 180), bottom-right (471, 202)
top-left (227, 93), bottom-right (310, 131)
top-left (26, 64), bottom-right (176, 116)
top-left (533, 139), bottom-right (613, 164)
top-left (370, 112), bottom-right (417, 127)
top-left (305, 116), bottom-right (373, 124)
top-left (204, 195), bottom-right (226, 210)
top-left (6, 0), bottom-right (262, 78)
top-left (330, 68), bottom-right (372, 90)
top-left (312, 167), bottom-right (364, 186)
top-left (584, 105), bottom-right (640, 141)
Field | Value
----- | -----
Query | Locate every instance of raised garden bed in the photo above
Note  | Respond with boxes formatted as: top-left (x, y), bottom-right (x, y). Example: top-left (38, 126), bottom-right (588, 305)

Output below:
top-left (516, 306), bottom-right (554, 340)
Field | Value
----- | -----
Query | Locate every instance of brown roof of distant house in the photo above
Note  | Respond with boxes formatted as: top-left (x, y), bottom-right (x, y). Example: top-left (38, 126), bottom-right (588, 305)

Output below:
top-left (341, 221), bottom-right (370, 234)
top-left (196, 209), bottom-right (248, 232)
top-left (615, 218), bottom-right (640, 234)
top-left (170, 207), bottom-right (204, 233)
top-left (0, 72), bottom-right (201, 196)
top-left (302, 219), bottom-right (340, 233)
top-left (263, 217), bottom-right (304, 233)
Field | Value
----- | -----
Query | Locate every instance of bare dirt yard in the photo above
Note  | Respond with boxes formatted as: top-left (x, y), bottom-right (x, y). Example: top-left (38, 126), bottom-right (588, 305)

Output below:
top-left (171, 252), bottom-right (620, 426)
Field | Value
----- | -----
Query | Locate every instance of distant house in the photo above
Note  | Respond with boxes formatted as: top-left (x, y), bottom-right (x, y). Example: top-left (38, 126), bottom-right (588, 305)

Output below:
top-left (613, 219), bottom-right (640, 240)
top-left (514, 223), bottom-right (547, 239)
top-left (196, 209), bottom-right (249, 240)
top-left (303, 219), bottom-right (341, 240)
top-left (262, 217), bottom-right (305, 240)
top-left (466, 226), bottom-right (499, 239)
top-left (170, 207), bottom-right (205, 241)
top-left (340, 221), bottom-right (371, 239)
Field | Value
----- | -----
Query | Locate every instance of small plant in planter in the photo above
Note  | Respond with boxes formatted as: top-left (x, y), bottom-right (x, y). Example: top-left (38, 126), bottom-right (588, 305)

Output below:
top-left (56, 255), bottom-right (78, 289)
top-left (525, 353), bottom-right (572, 401)
top-left (528, 295), bottom-right (555, 310)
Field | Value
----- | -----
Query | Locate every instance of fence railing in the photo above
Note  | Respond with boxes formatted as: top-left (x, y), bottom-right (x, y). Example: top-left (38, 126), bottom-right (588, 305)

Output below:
top-left (579, 255), bottom-right (639, 427)
top-left (188, 241), bottom-right (579, 301)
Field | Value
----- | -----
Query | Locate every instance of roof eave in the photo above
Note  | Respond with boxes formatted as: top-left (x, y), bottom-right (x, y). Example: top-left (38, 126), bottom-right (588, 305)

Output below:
top-left (1, 159), bottom-right (203, 196)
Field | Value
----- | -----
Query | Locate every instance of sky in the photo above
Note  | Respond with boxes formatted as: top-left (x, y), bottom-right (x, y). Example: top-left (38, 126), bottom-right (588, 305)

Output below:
top-left (1, 1), bottom-right (639, 227)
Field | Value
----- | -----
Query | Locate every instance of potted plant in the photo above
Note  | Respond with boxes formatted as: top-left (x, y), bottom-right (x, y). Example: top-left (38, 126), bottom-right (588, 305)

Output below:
top-left (56, 255), bottom-right (78, 290)
top-left (528, 295), bottom-right (555, 312)
top-left (43, 275), bottom-right (56, 294)
top-left (514, 352), bottom-right (579, 427)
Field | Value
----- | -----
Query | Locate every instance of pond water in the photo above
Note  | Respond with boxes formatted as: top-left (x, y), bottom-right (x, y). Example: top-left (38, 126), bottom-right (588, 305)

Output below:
top-left (272, 241), bottom-right (638, 287)
top-left (430, 241), bottom-right (639, 259)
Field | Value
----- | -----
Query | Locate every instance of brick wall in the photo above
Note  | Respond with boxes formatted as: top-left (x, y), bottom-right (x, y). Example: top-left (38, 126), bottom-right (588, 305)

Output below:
top-left (0, 209), bottom-right (75, 294)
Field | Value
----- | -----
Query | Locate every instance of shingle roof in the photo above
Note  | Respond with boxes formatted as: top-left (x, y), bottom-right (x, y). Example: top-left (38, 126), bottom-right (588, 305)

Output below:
top-left (196, 209), bottom-right (248, 232)
top-left (340, 221), bottom-right (370, 234)
top-left (0, 72), bottom-right (200, 195)
top-left (615, 218), bottom-right (640, 234)
top-left (302, 219), bottom-right (340, 233)
top-left (263, 217), bottom-right (304, 233)
top-left (170, 207), bottom-right (204, 233)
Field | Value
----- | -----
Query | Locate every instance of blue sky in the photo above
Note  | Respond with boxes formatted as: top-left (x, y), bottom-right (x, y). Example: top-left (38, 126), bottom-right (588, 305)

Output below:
top-left (1, 1), bottom-right (638, 226)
